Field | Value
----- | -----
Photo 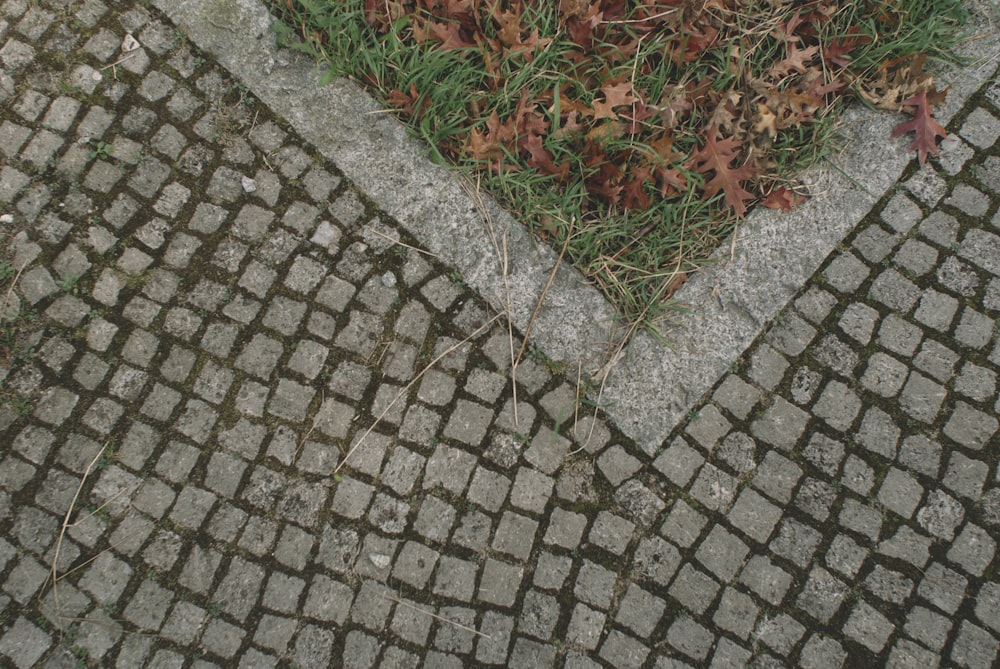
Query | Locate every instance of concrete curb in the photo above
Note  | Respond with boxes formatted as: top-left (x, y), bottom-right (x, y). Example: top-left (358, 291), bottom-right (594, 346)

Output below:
top-left (157, 0), bottom-right (1000, 454)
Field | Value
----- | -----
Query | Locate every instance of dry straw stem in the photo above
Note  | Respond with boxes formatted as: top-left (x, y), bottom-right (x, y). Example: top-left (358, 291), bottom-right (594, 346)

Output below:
top-left (366, 227), bottom-right (440, 257)
top-left (332, 312), bottom-right (503, 475)
top-left (46, 441), bottom-right (108, 631)
top-left (382, 593), bottom-right (493, 640)
top-left (1, 258), bottom-right (28, 323)
top-left (459, 176), bottom-right (520, 426)
top-left (513, 217), bottom-right (574, 370)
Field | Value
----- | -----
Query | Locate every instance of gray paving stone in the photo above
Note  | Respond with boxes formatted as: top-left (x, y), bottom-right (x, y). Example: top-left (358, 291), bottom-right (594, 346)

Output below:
top-left (899, 371), bottom-right (947, 423)
top-left (950, 620), bottom-right (999, 669)
top-left (751, 397), bottom-right (808, 451)
top-left (954, 307), bottom-right (994, 349)
top-left (478, 558), bottom-right (522, 608)
top-left (944, 401), bottom-right (998, 448)
top-left (599, 629), bottom-right (649, 669)
top-left (905, 606), bottom-right (952, 651)
top-left (669, 562), bottom-right (720, 615)
top-left (596, 445), bottom-right (642, 486)
top-left (510, 467), bottom-right (553, 514)
top-left (566, 603), bottom-right (605, 650)
top-left (728, 488), bottom-right (782, 544)
top-left (684, 403), bottom-right (731, 450)
top-left (919, 561), bottom-right (968, 615)
top-left (947, 523), bottom-right (996, 577)
top-left (876, 526), bottom-right (931, 570)
top-left (844, 601), bottom-right (895, 653)
top-left (688, 463), bottom-right (737, 512)
top-left (0, 617), bottom-right (51, 669)
top-left (943, 451), bottom-right (989, 500)
top-left (747, 343), bottom-right (789, 391)
top-left (653, 437), bottom-right (704, 487)
top-left (574, 560), bottom-right (618, 610)
top-left (588, 511), bottom-right (635, 555)
top-left (823, 252), bottom-right (870, 293)
top-left (739, 555), bottom-right (793, 605)
top-left (666, 616), bottom-right (714, 662)
top-left (432, 555), bottom-right (477, 602)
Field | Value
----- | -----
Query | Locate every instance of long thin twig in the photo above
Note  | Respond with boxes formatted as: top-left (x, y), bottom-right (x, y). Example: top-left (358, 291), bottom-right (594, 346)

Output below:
top-left (513, 219), bottom-right (573, 369)
top-left (383, 594), bottom-right (493, 640)
top-left (460, 176), bottom-right (519, 425)
top-left (366, 228), bottom-right (439, 257)
top-left (333, 313), bottom-right (502, 475)
top-left (48, 442), bottom-right (108, 630)
top-left (1, 258), bottom-right (29, 323)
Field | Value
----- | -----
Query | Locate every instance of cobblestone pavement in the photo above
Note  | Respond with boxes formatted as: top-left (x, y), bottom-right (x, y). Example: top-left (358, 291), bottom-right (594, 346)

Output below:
top-left (2, 1), bottom-right (1000, 668)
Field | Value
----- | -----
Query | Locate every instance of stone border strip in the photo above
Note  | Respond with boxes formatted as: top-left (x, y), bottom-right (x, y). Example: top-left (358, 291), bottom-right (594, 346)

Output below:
top-left (156, 0), bottom-right (999, 454)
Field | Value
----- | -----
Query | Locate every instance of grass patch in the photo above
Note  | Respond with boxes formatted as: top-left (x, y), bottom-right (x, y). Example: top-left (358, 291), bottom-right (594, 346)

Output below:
top-left (270, 0), bottom-right (967, 329)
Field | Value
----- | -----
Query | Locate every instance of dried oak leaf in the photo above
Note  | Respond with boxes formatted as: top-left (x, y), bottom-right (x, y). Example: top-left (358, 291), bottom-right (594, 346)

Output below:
top-left (592, 80), bottom-right (639, 121)
top-left (891, 90), bottom-right (948, 165)
top-left (761, 185), bottom-right (805, 211)
top-left (689, 124), bottom-right (757, 217)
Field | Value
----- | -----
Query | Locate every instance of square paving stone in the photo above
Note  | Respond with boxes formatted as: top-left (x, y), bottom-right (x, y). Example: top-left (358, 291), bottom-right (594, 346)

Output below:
top-left (615, 583), bottom-right (665, 638)
top-left (666, 616), bottom-right (714, 662)
top-left (443, 399), bottom-right (494, 447)
top-left (712, 587), bottom-right (758, 641)
top-left (825, 533), bottom-right (869, 579)
top-left (599, 629), bottom-right (649, 669)
top-left (695, 525), bottom-right (749, 582)
top-left (391, 598), bottom-right (435, 645)
top-left (668, 563), bottom-right (720, 615)
top-left (943, 451), bottom-right (989, 500)
top-left (752, 451), bottom-right (802, 503)
top-left (452, 510), bottom-right (491, 552)
top-left (739, 555), bottom-right (792, 606)
top-left (302, 574), bottom-right (354, 625)
top-left (566, 603), bottom-right (606, 650)
top-left (843, 600), bottom-right (896, 653)
top-left (330, 477), bottom-right (374, 520)
top-left (947, 524), bottom-right (995, 577)
top-left (492, 511), bottom-right (538, 561)
top-left (954, 362), bottom-right (997, 403)
top-left (944, 401), bottom-right (998, 449)
top-left (905, 606), bottom-right (952, 651)
top-left (750, 397), bottom-right (809, 450)
top-left (478, 558), bottom-right (522, 608)
top-left (523, 427), bottom-right (570, 475)
top-left (727, 488), bottom-right (782, 544)
top-left (589, 511), bottom-right (635, 555)
top-left (414, 495), bottom-right (457, 543)
top-left (631, 536), bottom-right (681, 588)
top-left (0, 617), bottom-right (52, 669)
top-left (543, 508), bottom-right (588, 549)
top-left (877, 467), bottom-right (924, 519)
top-left (267, 378), bottom-right (315, 424)
top-left (755, 613), bottom-right (805, 656)
top-left (465, 467), bottom-right (511, 514)
top-left (864, 564), bottom-right (914, 605)
top-left (434, 606), bottom-right (476, 654)
top-left (798, 635), bottom-right (847, 669)
top-left (796, 566), bottom-right (848, 623)
top-left (900, 371), bottom-right (948, 423)
top-left (688, 464), bottom-right (737, 512)
top-left (886, 639), bottom-right (940, 669)
top-left (124, 579), bottom-right (173, 631)
top-left (685, 404), bottom-right (731, 450)
top-left (653, 438), bottom-right (704, 487)
top-left (509, 467), bottom-right (554, 514)
top-left (575, 560), bottom-right (618, 610)
top-left (518, 589), bottom-right (560, 640)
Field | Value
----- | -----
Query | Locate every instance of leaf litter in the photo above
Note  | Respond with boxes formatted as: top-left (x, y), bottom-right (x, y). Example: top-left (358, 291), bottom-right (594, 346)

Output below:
top-left (273, 0), bottom-right (967, 329)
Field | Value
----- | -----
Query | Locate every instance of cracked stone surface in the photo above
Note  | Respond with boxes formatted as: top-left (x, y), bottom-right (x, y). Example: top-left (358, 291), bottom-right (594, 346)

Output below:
top-left (1, 0), bottom-right (1000, 668)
